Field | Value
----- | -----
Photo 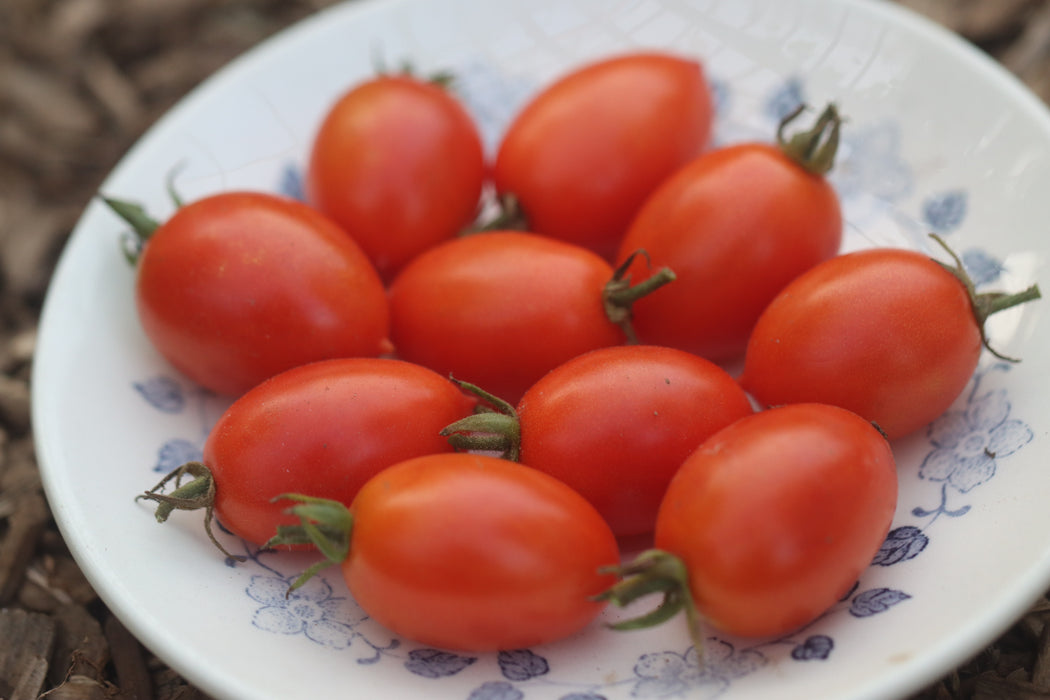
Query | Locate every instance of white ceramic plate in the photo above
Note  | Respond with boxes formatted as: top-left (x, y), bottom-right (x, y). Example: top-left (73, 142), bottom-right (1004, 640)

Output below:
top-left (32, 0), bottom-right (1050, 698)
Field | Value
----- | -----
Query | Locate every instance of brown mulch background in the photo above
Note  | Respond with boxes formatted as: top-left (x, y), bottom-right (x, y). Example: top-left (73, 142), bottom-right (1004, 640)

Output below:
top-left (2, 1), bottom-right (1049, 699)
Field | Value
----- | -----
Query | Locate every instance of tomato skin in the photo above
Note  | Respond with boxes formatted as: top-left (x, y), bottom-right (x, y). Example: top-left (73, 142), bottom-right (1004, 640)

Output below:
top-left (494, 52), bottom-right (713, 260)
top-left (388, 231), bottom-right (626, 404)
top-left (517, 345), bottom-right (754, 537)
top-left (616, 142), bottom-right (842, 362)
top-left (654, 404), bottom-right (897, 638)
top-left (344, 453), bottom-right (620, 652)
top-left (135, 192), bottom-right (390, 397)
top-left (306, 75), bottom-right (486, 281)
top-left (202, 358), bottom-right (475, 546)
top-left (740, 248), bottom-right (982, 439)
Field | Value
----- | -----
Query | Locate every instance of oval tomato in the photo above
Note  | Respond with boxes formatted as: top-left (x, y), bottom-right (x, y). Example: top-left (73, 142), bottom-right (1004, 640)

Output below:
top-left (273, 453), bottom-right (620, 652)
top-left (616, 106), bottom-right (843, 362)
top-left (494, 51), bottom-right (713, 260)
top-left (388, 231), bottom-right (664, 404)
top-left (599, 404), bottom-right (897, 642)
top-left (656, 404), bottom-right (897, 638)
top-left (142, 358), bottom-right (475, 550)
top-left (739, 241), bottom-right (1041, 439)
top-left (306, 74), bottom-right (486, 281)
top-left (115, 191), bottom-right (391, 397)
top-left (515, 345), bottom-right (754, 537)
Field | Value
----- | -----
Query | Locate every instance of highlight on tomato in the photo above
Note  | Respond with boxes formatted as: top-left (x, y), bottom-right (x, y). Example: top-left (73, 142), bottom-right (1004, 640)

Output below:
top-left (493, 51), bottom-right (714, 260)
top-left (138, 358), bottom-right (476, 555)
top-left (615, 103), bottom-right (844, 362)
top-left (740, 235), bottom-right (1041, 439)
top-left (387, 231), bottom-right (674, 404)
top-left (597, 403), bottom-right (898, 648)
top-left (103, 190), bottom-right (391, 397)
top-left (266, 452), bottom-right (621, 652)
top-left (306, 71), bottom-right (486, 281)
top-left (441, 344), bottom-right (754, 538)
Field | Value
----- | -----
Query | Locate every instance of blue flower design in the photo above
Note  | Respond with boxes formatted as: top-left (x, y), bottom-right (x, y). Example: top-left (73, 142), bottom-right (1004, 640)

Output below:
top-left (829, 120), bottom-right (913, 203)
top-left (247, 573), bottom-right (367, 650)
top-left (631, 640), bottom-right (766, 698)
top-left (919, 388), bottom-right (1033, 493)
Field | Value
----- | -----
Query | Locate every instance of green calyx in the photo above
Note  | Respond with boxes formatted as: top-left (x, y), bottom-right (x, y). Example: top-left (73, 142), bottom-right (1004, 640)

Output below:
top-left (603, 250), bottom-right (677, 344)
top-left (440, 379), bottom-right (522, 461)
top-left (593, 549), bottom-right (706, 659)
top-left (777, 102), bottom-right (843, 176)
top-left (462, 192), bottom-right (530, 236)
top-left (137, 461), bottom-right (245, 562)
top-left (101, 163), bottom-right (185, 264)
top-left (929, 233), bottom-right (1041, 362)
top-left (264, 494), bottom-right (354, 596)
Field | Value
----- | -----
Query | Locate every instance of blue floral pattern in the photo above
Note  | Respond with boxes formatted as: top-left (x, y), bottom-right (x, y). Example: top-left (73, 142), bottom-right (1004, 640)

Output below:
top-left (131, 72), bottom-right (1037, 699)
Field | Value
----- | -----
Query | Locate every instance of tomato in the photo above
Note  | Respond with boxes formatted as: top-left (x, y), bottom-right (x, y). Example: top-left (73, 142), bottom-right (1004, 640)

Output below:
top-left (600, 403), bottom-right (897, 641)
top-left (272, 453), bottom-right (620, 652)
top-left (615, 105), bottom-right (844, 362)
top-left (141, 358), bottom-right (475, 551)
top-left (740, 240), bottom-right (1041, 439)
top-left (493, 51), bottom-right (713, 260)
top-left (306, 73), bottom-right (486, 281)
top-left (108, 191), bottom-right (391, 397)
top-left (388, 231), bottom-right (672, 404)
top-left (445, 345), bottom-right (754, 538)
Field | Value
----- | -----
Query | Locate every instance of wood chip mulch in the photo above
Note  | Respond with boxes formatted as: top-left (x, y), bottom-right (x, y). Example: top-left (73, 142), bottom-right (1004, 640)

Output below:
top-left (2, 1), bottom-right (1049, 698)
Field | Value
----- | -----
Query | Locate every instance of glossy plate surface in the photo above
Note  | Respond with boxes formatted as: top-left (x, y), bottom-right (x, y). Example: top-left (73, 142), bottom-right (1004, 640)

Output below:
top-left (33, 0), bottom-right (1049, 698)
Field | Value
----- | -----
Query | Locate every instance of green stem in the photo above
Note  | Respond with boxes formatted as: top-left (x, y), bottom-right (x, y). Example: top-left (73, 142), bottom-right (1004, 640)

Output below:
top-left (265, 494), bottom-right (354, 596)
top-left (440, 379), bottom-right (521, 461)
top-left (593, 549), bottom-right (706, 660)
top-left (136, 462), bottom-right (245, 562)
top-left (929, 233), bottom-right (1041, 362)
top-left (776, 102), bottom-right (843, 176)
top-left (603, 250), bottom-right (677, 344)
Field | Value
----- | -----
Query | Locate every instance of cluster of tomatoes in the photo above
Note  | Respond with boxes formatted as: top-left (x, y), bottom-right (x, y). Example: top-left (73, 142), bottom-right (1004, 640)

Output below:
top-left (109, 50), bottom-right (1040, 655)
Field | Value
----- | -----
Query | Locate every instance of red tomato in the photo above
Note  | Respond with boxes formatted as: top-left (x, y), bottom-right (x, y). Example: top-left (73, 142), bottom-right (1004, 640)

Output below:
top-left (494, 51), bottom-right (713, 260)
top-left (651, 404), bottom-right (897, 638)
top-left (616, 107), bottom-right (843, 362)
top-left (143, 358), bottom-right (475, 549)
top-left (515, 345), bottom-right (754, 537)
top-left (306, 74), bottom-right (486, 281)
top-left (275, 453), bottom-right (620, 651)
top-left (122, 191), bottom-right (391, 397)
top-left (740, 243), bottom-right (1041, 439)
top-left (388, 231), bottom-right (660, 404)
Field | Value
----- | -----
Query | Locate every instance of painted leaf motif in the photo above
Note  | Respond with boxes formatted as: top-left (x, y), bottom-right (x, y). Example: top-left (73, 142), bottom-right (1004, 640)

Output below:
top-left (849, 588), bottom-right (911, 617)
top-left (872, 526), bottom-right (929, 566)
top-left (468, 681), bottom-right (523, 700)
top-left (962, 249), bottom-right (1004, 286)
top-left (498, 649), bottom-right (549, 681)
top-left (791, 635), bottom-right (834, 661)
top-left (922, 189), bottom-right (967, 233)
top-left (134, 376), bottom-right (185, 413)
top-left (404, 648), bottom-right (477, 678)
top-left (279, 163), bottom-right (306, 201)
top-left (154, 438), bottom-right (202, 473)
